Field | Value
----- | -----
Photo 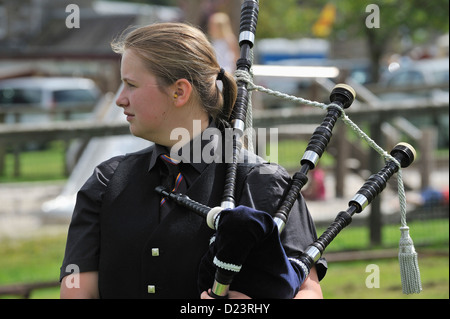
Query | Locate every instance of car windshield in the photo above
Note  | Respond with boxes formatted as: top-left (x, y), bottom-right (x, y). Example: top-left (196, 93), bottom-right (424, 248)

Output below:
top-left (0, 88), bottom-right (42, 105)
top-left (388, 70), bottom-right (425, 87)
top-left (53, 89), bottom-right (98, 105)
top-left (431, 69), bottom-right (449, 85)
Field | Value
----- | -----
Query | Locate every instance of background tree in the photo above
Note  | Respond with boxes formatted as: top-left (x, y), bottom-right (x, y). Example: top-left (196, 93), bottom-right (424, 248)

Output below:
top-left (329, 0), bottom-right (449, 82)
top-left (257, 0), bottom-right (324, 39)
top-left (252, 0), bottom-right (449, 83)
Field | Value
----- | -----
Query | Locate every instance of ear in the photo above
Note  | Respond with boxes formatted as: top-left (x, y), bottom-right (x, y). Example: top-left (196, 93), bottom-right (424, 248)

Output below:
top-left (172, 78), bottom-right (193, 108)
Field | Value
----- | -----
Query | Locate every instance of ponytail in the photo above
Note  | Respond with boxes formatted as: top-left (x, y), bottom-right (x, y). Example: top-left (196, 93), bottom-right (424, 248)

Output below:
top-left (219, 70), bottom-right (237, 122)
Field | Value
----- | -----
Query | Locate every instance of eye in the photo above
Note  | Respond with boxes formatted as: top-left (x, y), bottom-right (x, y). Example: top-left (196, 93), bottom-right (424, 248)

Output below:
top-left (122, 78), bottom-right (137, 88)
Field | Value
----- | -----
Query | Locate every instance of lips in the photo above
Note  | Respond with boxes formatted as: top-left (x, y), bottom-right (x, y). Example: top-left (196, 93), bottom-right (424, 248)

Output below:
top-left (124, 112), bottom-right (135, 120)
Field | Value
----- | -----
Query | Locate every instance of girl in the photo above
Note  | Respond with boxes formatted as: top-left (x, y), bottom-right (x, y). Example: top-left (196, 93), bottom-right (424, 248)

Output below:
top-left (59, 22), bottom-right (325, 299)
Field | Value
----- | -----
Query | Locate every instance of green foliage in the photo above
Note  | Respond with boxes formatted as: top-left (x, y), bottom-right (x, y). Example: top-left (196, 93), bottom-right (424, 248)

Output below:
top-left (257, 0), bottom-right (448, 40)
top-left (255, 0), bottom-right (449, 82)
top-left (257, 0), bottom-right (326, 38)
top-left (334, 0), bottom-right (449, 40)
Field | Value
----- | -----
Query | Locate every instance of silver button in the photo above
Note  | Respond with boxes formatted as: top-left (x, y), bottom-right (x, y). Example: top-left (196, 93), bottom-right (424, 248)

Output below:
top-left (151, 248), bottom-right (159, 256)
top-left (147, 285), bottom-right (156, 294)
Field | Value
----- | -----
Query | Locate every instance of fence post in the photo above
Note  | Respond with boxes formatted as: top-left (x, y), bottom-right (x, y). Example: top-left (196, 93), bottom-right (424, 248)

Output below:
top-left (13, 143), bottom-right (21, 178)
top-left (0, 113), bottom-right (4, 175)
top-left (419, 127), bottom-right (437, 190)
top-left (369, 118), bottom-right (384, 246)
top-left (334, 122), bottom-right (348, 198)
top-left (0, 143), bottom-right (5, 176)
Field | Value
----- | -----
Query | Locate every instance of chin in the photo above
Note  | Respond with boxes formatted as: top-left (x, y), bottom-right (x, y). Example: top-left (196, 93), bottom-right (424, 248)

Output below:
top-left (129, 127), bottom-right (156, 143)
top-left (129, 125), bottom-right (142, 138)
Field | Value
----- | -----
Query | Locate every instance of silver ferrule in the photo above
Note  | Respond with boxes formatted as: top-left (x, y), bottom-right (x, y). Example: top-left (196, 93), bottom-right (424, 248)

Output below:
top-left (211, 280), bottom-right (230, 298)
top-left (273, 217), bottom-right (286, 233)
top-left (304, 245), bottom-right (322, 263)
top-left (239, 31), bottom-right (255, 45)
top-left (221, 200), bottom-right (235, 210)
top-left (350, 193), bottom-right (369, 211)
top-left (232, 119), bottom-right (245, 135)
top-left (301, 150), bottom-right (320, 168)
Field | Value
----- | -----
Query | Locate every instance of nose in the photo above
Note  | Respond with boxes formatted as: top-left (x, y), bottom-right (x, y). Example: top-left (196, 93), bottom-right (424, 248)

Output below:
top-left (116, 85), bottom-right (129, 108)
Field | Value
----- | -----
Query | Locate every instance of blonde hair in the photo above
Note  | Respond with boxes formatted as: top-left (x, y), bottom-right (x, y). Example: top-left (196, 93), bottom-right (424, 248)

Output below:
top-left (111, 22), bottom-right (237, 124)
top-left (208, 12), bottom-right (235, 40)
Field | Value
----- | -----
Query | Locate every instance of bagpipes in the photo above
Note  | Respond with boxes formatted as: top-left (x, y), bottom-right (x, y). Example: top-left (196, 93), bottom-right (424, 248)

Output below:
top-left (156, 0), bottom-right (422, 298)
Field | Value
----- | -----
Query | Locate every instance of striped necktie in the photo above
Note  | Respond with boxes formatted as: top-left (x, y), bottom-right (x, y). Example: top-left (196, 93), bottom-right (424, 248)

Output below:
top-left (159, 154), bottom-right (186, 220)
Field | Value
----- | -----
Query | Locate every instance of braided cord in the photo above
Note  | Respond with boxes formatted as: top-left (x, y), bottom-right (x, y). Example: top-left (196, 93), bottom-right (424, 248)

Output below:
top-left (234, 69), bottom-right (408, 228)
top-left (244, 49), bottom-right (254, 152)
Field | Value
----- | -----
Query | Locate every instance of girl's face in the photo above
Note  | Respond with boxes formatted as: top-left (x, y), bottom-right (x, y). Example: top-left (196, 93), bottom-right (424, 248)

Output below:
top-left (116, 49), bottom-right (177, 145)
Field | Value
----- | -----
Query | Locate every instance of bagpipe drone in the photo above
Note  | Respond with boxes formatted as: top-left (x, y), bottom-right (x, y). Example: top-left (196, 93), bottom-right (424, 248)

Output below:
top-left (156, 0), bottom-right (422, 298)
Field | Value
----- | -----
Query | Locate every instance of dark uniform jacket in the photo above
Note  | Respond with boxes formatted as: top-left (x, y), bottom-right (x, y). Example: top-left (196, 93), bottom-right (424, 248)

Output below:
top-left (60, 130), bottom-right (326, 298)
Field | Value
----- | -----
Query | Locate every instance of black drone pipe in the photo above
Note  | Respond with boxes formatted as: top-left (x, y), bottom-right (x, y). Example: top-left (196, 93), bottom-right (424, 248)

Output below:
top-left (294, 143), bottom-right (416, 277)
top-left (220, 0), bottom-right (259, 210)
top-left (273, 84), bottom-right (355, 232)
top-left (201, 0), bottom-right (260, 298)
top-left (155, 0), bottom-right (259, 298)
top-left (155, 143), bottom-right (416, 298)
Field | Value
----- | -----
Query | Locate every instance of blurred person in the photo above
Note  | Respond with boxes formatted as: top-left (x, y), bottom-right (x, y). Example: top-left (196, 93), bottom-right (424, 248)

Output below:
top-left (207, 12), bottom-right (239, 73)
top-left (59, 22), bottom-right (326, 299)
top-left (407, 186), bottom-right (449, 208)
top-left (302, 165), bottom-right (326, 201)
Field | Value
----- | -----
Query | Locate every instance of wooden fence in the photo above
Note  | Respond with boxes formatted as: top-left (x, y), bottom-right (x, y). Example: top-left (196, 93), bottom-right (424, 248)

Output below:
top-left (1, 97), bottom-right (448, 185)
top-left (1, 78), bottom-right (448, 180)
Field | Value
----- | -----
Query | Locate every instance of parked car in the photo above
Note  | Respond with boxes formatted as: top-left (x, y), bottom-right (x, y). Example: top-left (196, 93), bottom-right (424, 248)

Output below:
top-left (0, 76), bottom-right (101, 123)
top-left (378, 58), bottom-right (449, 103)
top-left (378, 58), bottom-right (449, 148)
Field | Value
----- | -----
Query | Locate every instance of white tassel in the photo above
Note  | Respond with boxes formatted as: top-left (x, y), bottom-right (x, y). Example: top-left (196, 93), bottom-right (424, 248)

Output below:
top-left (398, 226), bottom-right (422, 294)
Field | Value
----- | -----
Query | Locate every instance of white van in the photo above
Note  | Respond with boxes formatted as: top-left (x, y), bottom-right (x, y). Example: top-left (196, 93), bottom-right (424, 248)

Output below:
top-left (0, 76), bottom-right (101, 123)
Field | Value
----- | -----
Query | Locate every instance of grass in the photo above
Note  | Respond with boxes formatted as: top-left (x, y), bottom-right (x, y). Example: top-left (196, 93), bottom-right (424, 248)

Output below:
top-left (0, 141), bottom-right (67, 183)
top-left (267, 139), bottom-right (335, 169)
top-left (317, 218), bottom-right (449, 299)
top-left (0, 234), bottom-right (66, 286)
top-left (0, 232), bottom-right (66, 299)
top-left (0, 220), bottom-right (447, 299)
top-left (321, 255), bottom-right (449, 299)
top-left (317, 219), bottom-right (449, 252)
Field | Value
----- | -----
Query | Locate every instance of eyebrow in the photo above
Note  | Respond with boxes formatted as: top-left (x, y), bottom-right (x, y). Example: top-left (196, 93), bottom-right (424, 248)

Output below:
top-left (121, 77), bottom-right (136, 84)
